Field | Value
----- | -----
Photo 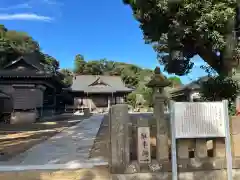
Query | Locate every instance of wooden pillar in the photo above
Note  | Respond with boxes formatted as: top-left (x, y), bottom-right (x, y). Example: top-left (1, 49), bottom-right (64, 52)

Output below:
top-left (112, 92), bottom-right (114, 105)
top-left (53, 88), bottom-right (56, 115)
top-left (89, 98), bottom-right (91, 112)
top-left (108, 96), bottom-right (111, 110)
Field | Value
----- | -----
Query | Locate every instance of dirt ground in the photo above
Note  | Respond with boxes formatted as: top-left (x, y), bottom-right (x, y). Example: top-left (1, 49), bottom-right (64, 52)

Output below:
top-left (0, 114), bottom-right (87, 161)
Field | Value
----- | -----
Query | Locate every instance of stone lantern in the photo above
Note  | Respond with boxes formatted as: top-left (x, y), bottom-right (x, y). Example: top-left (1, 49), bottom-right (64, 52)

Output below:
top-left (146, 66), bottom-right (171, 162)
top-left (146, 67), bottom-right (171, 119)
top-left (146, 66), bottom-right (171, 93)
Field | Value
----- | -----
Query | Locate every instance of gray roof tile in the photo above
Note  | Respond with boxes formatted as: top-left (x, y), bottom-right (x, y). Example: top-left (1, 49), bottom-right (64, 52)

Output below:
top-left (3, 51), bottom-right (45, 71)
top-left (0, 91), bottom-right (10, 99)
top-left (170, 76), bottom-right (209, 94)
top-left (71, 75), bottom-right (133, 93)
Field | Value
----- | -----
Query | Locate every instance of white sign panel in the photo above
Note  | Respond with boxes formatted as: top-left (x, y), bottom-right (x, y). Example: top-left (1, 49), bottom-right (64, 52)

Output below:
top-left (170, 100), bottom-right (232, 180)
top-left (174, 102), bottom-right (226, 138)
top-left (137, 127), bottom-right (151, 163)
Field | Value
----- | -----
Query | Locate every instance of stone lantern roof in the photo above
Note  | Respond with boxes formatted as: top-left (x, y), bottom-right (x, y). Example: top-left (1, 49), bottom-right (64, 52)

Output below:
top-left (146, 67), bottom-right (171, 88)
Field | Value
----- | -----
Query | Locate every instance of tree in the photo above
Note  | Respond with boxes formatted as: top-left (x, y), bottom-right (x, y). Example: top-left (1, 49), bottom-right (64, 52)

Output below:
top-left (141, 87), bottom-right (153, 107)
top-left (83, 60), bottom-right (103, 75)
top-left (127, 92), bottom-right (137, 108)
top-left (73, 54), bottom-right (86, 74)
top-left (0, 24), bottom-right (39, 67)
top-left (123, 0), bottom-right (238, 76)
top-left (41, 53), bottom-right (60, 73)
top-left (201, 76), bottom-right (239, 102)
top-left (200, 75), bottom-right (239, 115)
top-left (168, 76), bottom-right (182, 88)
top-left (121, 67), bottom-right (139, 87)
top-left (59, 68), bottom-right (73, 87)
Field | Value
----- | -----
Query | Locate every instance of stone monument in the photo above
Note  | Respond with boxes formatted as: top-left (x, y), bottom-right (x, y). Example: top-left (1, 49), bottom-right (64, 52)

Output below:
top-left (146, 66), bottom-right (171, 162)
top-left (109, 104), bottom-right (130, 173)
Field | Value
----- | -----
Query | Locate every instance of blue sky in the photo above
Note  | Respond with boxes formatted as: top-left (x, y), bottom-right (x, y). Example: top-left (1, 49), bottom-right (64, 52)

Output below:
top-left (0, 0), bottom-right (208, 84)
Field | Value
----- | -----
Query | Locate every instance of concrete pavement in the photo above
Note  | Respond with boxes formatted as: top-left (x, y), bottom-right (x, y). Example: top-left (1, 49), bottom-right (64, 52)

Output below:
top-left (0, 114), bottom-right (107, 170)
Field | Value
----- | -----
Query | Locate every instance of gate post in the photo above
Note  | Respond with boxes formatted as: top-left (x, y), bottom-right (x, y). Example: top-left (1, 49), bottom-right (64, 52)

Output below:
top-left (109, 104), bottom-right (130, 173)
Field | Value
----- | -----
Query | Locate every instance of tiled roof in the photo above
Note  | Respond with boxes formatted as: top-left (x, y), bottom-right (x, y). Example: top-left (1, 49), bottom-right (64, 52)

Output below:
top-left (0, 91), bottom-right (10, 99)
top-left (71, 75), bottom-right (133, 93)
top-left (170, 76), bottom-right (209, 94)
top-left (3, 51), bottom-right (45, 71)
top-left (0, 70), bottom-right (53, 78)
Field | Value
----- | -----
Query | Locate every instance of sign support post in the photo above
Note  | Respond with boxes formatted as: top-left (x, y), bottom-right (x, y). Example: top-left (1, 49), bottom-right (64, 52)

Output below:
top-left (223, 100), bottom-right (233, 180)
top-left (170, 100), bottom-right (178, 180)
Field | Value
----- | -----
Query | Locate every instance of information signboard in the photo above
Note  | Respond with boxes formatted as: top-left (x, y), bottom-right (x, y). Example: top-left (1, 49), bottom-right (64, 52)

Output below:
top-left (170, 100), bottom-right (232, 180)
top-left (174, 102), bottom-right (226, 138)
top-left (137, 127), bottom-right (151, 164)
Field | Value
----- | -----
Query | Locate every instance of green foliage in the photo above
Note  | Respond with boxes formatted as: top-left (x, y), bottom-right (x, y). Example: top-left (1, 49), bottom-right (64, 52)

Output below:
top-left (200, 76), bottom-right (240, 115)
top-left (0, 24), bottom-right (71, 87)
top-left (141, 87), bottom-right (153, 107)
top-left (59, 68), bottom-right (73, 87)
top-left (41, 53), bottom-right (60, 73)
top-left (73, 54), bottom-right (182, 108)
top-left (0, 24), bottom-right (60, 72)
top-left (0, 24), bottom-right (40, 67)
top-left (200, 76), bottom-right (239, 101)
top-left (168, 76), bottom-right (182, 87)
top-left (124, 0), bottom-right (238, 75)
top-left (74, 54), bottom-right (86, 73)
top-left (127, 92), bottom-right (137, 108)
top-left (73, 56), bottom-right (152, 88)
top-left (72, 54), bottom-right (159, 107)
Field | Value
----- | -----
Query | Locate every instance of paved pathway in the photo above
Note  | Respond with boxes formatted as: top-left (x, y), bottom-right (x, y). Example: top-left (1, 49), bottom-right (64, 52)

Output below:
top-left (0, 114), bottom-right (106, 169)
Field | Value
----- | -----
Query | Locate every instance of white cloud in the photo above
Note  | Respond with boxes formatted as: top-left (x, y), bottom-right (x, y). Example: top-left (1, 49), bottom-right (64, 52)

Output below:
top-left (0, 13), bottom-right (52, 21)
top-left (0, 0), bottom-right (62, 22)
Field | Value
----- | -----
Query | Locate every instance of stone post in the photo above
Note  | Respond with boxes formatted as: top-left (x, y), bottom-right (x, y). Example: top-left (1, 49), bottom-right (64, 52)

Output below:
top-left (146, 67), bottom-right (171, 163)
top-left (153, 89), bottom-right (169, 162)
top-left (109, 104), bottom-right (130, 173)
top-left (137, 117), bottom-right (151, 167)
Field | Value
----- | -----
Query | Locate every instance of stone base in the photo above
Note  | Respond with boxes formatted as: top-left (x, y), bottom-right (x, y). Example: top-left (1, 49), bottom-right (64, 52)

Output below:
top-left (0, 166), bottom-right (110, 180)
top-left (2, 168), bottom-right (239, 180)
top-left (112, 169), bottom-right (237, 180)
top-left (10, 111), bottom-right (37, 124)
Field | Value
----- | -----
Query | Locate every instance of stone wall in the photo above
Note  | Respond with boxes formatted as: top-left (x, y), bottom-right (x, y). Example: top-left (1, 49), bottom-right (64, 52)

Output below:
top-left (112, 169), bottom-right (240, 180)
